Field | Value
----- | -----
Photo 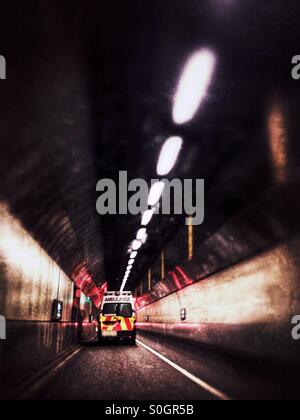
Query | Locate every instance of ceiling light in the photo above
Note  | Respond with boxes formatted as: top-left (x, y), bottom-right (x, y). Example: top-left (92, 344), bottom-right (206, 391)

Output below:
top-left (132, 240), bottom-right (142, 251)
top-left (130, 251), bottom-right (137, 259)
top-left (173, 49), bottom-right (216, 125)
top-left (137, 228), bottom-right (147, 241)
top-left (142, 209), bottom-right (154, 226)
top-left (141, 233), bottom-right (148, 245)
top-left (157, 136), bottom-right (183, 176)
top-left (128, 259), bottom-right (135, 266)
top-left (148, 182), bottom-right (165, 207)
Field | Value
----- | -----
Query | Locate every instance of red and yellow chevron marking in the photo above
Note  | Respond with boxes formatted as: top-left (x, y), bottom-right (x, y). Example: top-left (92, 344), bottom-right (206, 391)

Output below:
top-left (100, 316), bottom-right (136, 332)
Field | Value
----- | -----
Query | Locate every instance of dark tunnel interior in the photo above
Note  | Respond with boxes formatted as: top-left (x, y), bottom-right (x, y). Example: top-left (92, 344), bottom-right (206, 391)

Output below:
top-left (1, 0), bottom-right (300, 401)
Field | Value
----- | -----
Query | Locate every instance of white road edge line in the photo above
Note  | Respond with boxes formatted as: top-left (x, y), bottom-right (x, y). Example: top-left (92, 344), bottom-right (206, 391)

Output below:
top-left (51, 347), bottom-right (83, 374)
top-left (137, 339), bottom-right (232, 401)
top-left (15, 346), bottom-right (84, 400)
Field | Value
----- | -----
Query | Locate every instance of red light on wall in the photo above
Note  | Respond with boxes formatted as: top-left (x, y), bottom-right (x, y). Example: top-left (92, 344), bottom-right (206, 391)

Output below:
top-left (171, 272), bottom-right (182, 290)
top-left (175, 266), bottom-right (193, 286)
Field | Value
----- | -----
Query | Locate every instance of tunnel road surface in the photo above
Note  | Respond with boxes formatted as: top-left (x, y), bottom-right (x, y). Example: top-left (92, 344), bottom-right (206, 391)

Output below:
top-left (26, 332), bottom-right (296, 401)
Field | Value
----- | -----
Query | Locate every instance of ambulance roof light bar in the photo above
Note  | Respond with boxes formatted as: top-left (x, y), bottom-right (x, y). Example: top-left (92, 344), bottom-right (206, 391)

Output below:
top-left (104, 291), bottom-right (132, 296)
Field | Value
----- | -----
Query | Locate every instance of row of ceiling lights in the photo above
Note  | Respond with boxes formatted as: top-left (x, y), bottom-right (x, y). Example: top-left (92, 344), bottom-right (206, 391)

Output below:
top-left (120, 49), bottom-right (216, 292)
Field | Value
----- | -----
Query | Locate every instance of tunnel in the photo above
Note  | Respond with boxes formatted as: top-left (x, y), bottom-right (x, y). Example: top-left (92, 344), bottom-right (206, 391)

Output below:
top-left (1, 0), bottom-right (300, 403)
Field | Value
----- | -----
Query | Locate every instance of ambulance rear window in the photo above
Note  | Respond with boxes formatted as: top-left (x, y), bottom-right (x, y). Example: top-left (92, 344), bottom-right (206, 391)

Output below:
top-left (117, 304), bottom-right (132, 317)
top-left (102, 303), bottom-right (132, 317)
top-left (103, 304), bottom-right (117, 315)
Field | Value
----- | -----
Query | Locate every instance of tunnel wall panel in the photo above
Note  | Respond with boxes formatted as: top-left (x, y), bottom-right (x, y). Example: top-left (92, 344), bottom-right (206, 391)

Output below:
top-left (137, 237), bottom-right (300, 369)
top-left (0, 321), bottom-right (95, 399)
top-left (0, 204), bottom-right (74, 322)
top-left (0, 204), bottom-right (95, 399)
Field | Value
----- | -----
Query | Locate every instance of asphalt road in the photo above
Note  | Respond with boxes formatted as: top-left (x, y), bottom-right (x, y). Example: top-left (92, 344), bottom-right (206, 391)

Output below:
top-left (27, 332), bottom-right (297, 400)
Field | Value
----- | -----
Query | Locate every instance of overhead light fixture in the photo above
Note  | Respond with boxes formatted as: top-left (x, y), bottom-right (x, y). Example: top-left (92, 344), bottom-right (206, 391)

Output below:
top-left (173, 49), bottom-right (216, 125)
top-left (148, 182), bottom-right (165, 207)
top-left (141, 233), bottom-right (148, 245)
top-left (142, 209), bottom-right (154, 226)
top-left (136, 228), bottom-right (147, 241)
top-left (130, 251), bottom-right (138, 259)
top-left (157, 136), bottom-right (183, 176)
top-left (132, 240), bottom-right (142, 251)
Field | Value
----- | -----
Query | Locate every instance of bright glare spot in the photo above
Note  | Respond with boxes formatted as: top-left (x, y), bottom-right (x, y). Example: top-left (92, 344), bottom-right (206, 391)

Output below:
top-left (157, 136), bottom-right (183, 176)
top-left (142, 209), bottom-right (154, 226)
top-left (137, 228), bottom-right (147, 241)
top-left (128, 259), bottom-right (135, 266)
top-left (148, 182), bottom-right (165, 207)
top-left (173, 49), bottom-right (216, 125)
top-left (130, 251), bottom-right (137, 259)
top-left (132, 240), bottom-right (142, 251)
top-left (141, 233), bottom-right (148, 245)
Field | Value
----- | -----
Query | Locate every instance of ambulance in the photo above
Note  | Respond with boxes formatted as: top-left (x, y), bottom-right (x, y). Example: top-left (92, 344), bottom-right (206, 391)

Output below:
top-left (98, 291), bottom-right (136, 345)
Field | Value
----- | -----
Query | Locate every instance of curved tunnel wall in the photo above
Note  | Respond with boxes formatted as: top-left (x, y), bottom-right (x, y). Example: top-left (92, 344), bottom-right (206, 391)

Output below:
top-left (0, 203), bottom-right (84, 399)
top-left (136, 181), bottom-right (300, 370)
top-left (138, 237), bottom-right (300, 368)
top-left (0, 204), bottom-right (74, 322)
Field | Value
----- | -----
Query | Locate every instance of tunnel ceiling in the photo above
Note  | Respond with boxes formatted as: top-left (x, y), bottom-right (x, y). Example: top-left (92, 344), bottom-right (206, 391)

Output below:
top-left (0, 0), bottom-right (299, 293)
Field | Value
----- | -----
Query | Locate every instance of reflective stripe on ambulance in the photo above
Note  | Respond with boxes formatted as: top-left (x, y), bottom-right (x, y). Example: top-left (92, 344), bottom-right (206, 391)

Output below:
top-left (100, 316), bottom-right (136, 332)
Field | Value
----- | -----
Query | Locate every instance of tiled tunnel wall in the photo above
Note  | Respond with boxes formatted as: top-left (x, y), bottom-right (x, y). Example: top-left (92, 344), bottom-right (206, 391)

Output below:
top-left (136, 181), bottom-right (300, 371)
top-left (138, 239), bottom-right (300, 367)
top-left (0, 204), bottom-right (74, 322)
top-left (0, 204), bottom-right (92, 399)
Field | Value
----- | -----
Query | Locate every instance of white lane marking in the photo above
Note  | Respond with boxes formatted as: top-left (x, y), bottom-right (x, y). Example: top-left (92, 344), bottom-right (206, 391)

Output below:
top-left (137, 339), bottom-right (232, 401)
top-left (51, 347), bottom-right (83, 374)
top-left (15, 346), bottom-right (83, 399)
